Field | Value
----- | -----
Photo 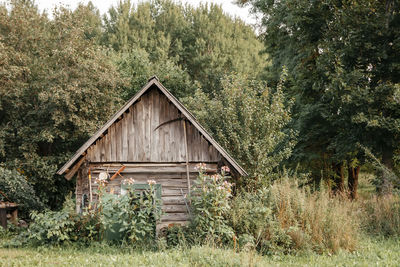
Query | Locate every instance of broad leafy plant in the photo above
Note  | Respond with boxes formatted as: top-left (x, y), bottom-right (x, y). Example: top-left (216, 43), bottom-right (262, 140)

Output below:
top-left (17, 195), bottom-right (78, 245)
top-left (189, 164), bottom-right (234, 245)
top-left (97, 178), bottom-right (162, 245)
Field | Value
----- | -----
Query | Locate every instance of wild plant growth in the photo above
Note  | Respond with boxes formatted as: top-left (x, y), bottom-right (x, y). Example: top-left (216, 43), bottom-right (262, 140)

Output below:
top-left (97, 178), bottom-right (162, 245)
top-left (188, 164), bottom-right (235, 245)
top-left (362, 194), bottom-right (400, 237)
top-left (8, 178), bottom-right (161, 247)
top-left (230, 180), bottom-right (361, 254)
top-left (3, 166), bottom-right (400, 256)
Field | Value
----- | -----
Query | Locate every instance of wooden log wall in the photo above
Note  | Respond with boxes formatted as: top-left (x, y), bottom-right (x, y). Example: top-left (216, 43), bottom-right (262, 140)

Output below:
top-left (76, 163), bottom-right (218, 227)
top-left (86, 87), bottom-right (221, 163)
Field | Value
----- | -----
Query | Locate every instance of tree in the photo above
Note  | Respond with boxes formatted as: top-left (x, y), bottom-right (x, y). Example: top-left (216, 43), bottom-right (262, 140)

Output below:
top-left (102, 0), bottom-right (267, 95)
top-left (242, 0), bottom-right (400, 196)
top-left (183, 73), bottom-right (295, 188)
top-left (0, 1), bottom-right (124, 208)
top-left (113, 48), bottom-right (197, 100)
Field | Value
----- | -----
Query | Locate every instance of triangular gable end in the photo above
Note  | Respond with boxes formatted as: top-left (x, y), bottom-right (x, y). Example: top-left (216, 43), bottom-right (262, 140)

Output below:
top-left (57, 76), bottom-right (247, 178)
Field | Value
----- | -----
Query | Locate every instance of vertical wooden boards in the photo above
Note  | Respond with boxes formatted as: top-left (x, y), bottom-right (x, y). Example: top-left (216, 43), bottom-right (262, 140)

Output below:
top-left (168, 101), bottom-right (176, 162)
top-left (128, 106), bottom-right (135, 161)
top-left (136, 97), bottom-right (145, 161)
top-left (121, 112), bottom-right (128, 160)
top-left (75, 169), bottom-right (82, 212)
top-left (143, 90), bottom-right (151, 161)
top-left (104, 131), bottom-right (110, 161)
top-left (151, 89), bottom-right (160, 162)
top-left (83, 87), bottom-right (222, 163)
top-left (114, 120), bottom-right (122, 161)
top-left (110, 124), bottom-right (116, 161)
top-left (99, 135), bottom-right (105, 161)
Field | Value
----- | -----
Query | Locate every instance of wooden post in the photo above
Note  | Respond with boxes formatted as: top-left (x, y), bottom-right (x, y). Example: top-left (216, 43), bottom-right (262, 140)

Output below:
top-left (183, 120), bottom-right (191, 197)
top-left (88, 168), bottom-right (93, 208)
top-left (0, 207), bottom-right (6, 229)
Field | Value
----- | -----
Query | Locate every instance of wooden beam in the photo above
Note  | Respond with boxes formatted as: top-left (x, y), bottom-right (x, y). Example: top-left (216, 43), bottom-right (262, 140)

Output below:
top-left (109, 165), bottom-right (126, 181)
top-left (89, 163), bottom-right (217, 174)
top-left (64, 156), bottom-right (86, 180)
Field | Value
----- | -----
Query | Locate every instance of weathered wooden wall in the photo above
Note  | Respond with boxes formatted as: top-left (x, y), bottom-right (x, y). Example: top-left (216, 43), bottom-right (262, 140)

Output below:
top-left (75, 86), bottom-right (228, 227)
top-left (86, 86), bottom-right (221, 163)
top-left (76, 163), bottom-right (218, 227)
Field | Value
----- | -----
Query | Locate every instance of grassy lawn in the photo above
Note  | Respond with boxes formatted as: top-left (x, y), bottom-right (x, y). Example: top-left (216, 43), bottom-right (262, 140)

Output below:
top-left (0, 237), bottom-right (399, 266)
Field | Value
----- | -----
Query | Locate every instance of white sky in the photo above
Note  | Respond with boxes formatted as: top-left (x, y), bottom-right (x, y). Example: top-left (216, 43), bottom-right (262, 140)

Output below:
top-left (30, 0), bottom-right (256, 25)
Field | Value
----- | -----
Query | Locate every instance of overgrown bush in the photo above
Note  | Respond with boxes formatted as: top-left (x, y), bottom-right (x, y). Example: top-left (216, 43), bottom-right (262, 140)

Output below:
top-left (11, 195), bottom-right (78, 246)
top-left (165, 224), bottom-right (195, 248)
top-left (362, 194), bottom-right (400, 237)
top-left (230, 179), bottom-right (361, 254)
top-left (187, 164), bottom-right (234, 246)
top-left (270, 180), bottom-right (360, 253)
top-left (97, 180), bottom-right (162, 246)
top-left (0, 167), bottom-right (44, 217)
top-left (9, 179), bottom-right (162, 247)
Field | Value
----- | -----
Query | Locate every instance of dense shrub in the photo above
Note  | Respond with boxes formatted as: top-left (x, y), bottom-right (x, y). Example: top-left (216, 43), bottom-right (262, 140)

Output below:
top-left (165, 224), bottom-right (195, 248)
top-left (9, 179), bottom-right (161, 246)
top-left (269, 180), bottom-right (360, 253)
top-left (11, 195), bottom-right (78, 246)
top-left (188, 165), bottom-right (235, 245)
top-left (362, 194), bottom-right (400, 237)
top-left (98, 180), bottom-right (162, 246)
top-left (0, 167), bottom-right (44, 217)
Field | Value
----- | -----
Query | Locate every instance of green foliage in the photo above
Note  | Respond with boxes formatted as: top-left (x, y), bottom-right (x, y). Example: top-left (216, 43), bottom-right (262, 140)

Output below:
top-left (184, 74), bottom-right (295, 186)
top-left (189, 165), bottom-right (234, 245)
top-left (229, 188), bottom-right (291, 254)
top-left (244, 0), bottom-right (400, 190)
top-left (10, 183), bottom-right (162, 246)
top-left (17, 196), bottom-right (77, 246)
top-left (0, 1), bottom-right (124, 208)
top-left (0, 167), bottom-right (44, 216)
top-left (97, 183), bottom-right (162, 246)
top-left (165, 224), bottom-right (194, 248)
top-left (113, 48), bottom-right (196, 100)
top-left (102, 0), bottom-right (267, 94)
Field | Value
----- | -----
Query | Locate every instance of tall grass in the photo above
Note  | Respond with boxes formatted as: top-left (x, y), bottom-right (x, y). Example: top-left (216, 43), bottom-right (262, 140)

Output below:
top-left (230, 179), bottom-right (362, 254)
top-left (362, 194), bottom-right (400, 237)
top-left (269, 180), bottom-right (361, 253)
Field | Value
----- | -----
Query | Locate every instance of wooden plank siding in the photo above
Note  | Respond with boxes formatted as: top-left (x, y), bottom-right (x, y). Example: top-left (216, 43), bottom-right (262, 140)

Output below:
top-left (86, 88), bottom-right (221, 163)
top-left (75, 164), bottom-right (217, 225)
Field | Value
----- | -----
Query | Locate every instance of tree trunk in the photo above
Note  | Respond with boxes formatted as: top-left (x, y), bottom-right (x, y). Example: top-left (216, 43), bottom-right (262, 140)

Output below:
top-left (381, 148), bottom-right (394, 194)
top-left (332, 162), bottom-right (345, 194)
top-left (348, 165), bottom-right (360, 200)
top-left (313, 173), bottom-right (322, 191)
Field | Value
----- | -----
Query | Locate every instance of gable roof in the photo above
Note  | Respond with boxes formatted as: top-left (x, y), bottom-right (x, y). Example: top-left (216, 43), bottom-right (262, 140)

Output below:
top-left (57, 76), bottom-right (247, 177)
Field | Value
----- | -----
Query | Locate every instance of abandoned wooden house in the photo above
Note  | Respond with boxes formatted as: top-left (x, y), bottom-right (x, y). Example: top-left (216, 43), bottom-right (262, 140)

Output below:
top-left (57, 76), bottom-right (247, 228)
